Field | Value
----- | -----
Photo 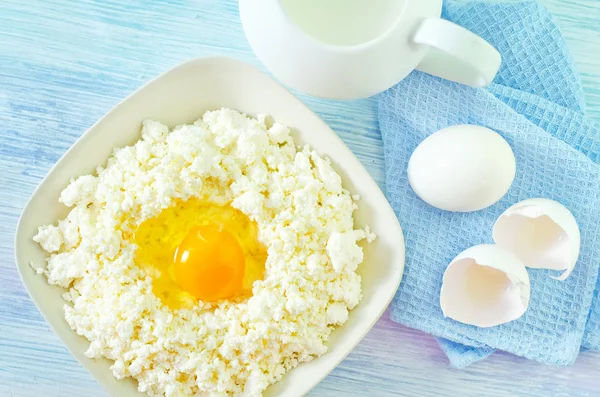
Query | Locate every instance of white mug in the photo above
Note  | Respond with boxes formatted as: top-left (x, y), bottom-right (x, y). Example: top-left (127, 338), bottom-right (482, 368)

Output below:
top-left (239, 0), bottom-right (501, 99)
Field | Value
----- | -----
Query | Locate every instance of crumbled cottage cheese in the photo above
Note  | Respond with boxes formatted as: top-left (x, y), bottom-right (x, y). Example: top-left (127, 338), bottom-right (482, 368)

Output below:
top-left (34, 108), bottom-right (374, 396)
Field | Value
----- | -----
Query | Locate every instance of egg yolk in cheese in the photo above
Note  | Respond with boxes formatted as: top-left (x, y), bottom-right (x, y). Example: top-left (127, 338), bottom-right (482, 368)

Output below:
top-left (173, 226), bottom-right (245, 302)
top-left (134, 199), bottom-right (267, 308)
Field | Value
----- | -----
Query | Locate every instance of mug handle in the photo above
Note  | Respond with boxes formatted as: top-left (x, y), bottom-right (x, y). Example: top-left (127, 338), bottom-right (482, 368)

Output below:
top-left (413, 18), bottom-right (501, 87)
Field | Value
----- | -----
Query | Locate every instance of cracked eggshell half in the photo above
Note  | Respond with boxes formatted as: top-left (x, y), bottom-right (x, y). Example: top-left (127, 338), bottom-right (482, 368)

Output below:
top-left (493, 198), bottom-right (580, 281)
top-left (440, 244), bottom-right (530, 328)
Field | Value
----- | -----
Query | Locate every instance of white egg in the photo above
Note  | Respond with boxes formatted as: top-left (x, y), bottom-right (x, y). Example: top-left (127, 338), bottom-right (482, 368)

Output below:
top-left (493, 198), bottom-right (580, 280)
top-left (408, 125), bottom-right (516, 212)
top-left (440, 244), bottom-right (530, 328)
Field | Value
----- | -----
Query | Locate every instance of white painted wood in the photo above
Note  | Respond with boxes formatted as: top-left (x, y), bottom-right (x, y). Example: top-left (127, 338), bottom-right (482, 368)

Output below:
top-left (1, 0), bottom-right (599, 396)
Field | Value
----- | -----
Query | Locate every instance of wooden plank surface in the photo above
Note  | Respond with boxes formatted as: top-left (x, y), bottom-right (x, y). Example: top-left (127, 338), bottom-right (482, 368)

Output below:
top-left (1, 0), bottom-right (599, 396)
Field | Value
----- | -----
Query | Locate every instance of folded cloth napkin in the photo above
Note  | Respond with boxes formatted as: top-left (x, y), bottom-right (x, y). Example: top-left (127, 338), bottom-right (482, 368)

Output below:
top-left (378, 0), bottom-right (600, 368)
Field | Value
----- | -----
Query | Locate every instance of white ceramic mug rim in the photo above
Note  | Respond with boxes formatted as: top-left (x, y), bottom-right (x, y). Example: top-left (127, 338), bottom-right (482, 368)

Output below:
top-left (275, 0), bottom-right (411, 53)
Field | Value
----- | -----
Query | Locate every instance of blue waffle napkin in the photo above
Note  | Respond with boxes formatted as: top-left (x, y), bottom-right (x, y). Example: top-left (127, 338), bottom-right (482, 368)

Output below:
top-left (379, 0), bottom-right (600, 367)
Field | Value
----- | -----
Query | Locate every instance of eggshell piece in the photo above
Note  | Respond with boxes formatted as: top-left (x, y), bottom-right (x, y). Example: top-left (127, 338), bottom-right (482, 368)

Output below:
top-left (407, 125), bottom-right (516, 212)
top-left (440, 244), bottom-right (530, 328)
top-left (493, 198), bottom-right (580, 281)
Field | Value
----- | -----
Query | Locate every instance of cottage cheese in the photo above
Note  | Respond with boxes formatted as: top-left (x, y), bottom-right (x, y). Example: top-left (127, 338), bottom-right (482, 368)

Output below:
top-left (34, 108), bottom-right (374, 396)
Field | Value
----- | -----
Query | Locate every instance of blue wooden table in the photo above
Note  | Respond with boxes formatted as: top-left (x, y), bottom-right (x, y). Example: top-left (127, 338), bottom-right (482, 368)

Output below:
top-left (2, 1), bottom-right (600, 396)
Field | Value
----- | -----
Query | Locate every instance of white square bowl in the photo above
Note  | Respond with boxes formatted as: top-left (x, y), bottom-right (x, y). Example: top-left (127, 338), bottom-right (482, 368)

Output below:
top-left (14, 57), bottom-right (404, 397)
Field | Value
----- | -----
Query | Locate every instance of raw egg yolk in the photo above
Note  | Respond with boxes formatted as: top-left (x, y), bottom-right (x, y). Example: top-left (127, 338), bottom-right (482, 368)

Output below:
top-left (134, 198), bottom-right (266, 309)
top-left (173, 226), bottom-right (246, 302)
